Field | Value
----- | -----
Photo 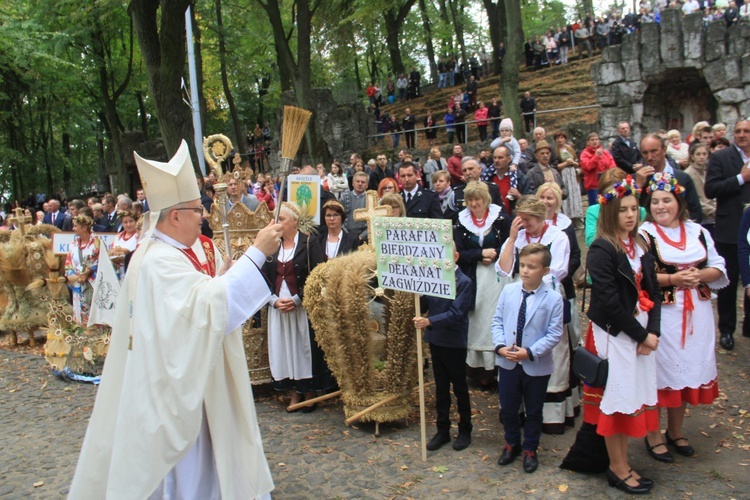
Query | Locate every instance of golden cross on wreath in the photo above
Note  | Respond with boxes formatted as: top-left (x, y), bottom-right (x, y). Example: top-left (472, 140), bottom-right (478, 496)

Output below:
top-left (7, 207), bottom-right (32, 235)
top-left (353, 190), bottom-right (391, 248)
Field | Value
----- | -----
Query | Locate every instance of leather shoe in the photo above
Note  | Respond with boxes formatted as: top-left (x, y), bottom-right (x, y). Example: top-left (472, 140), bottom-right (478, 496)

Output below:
top-left (426, 432), bottom-right (451, 451)
top-left (645, 437), bottom-right (674, 463)
top-left (720, 332), bottom-right (735, 350)
top-left (522, 450), bottom-right (539, 473)
top-left (665, 431), bottom-right (695, 456)
top-left (630, 469), bottom-right (654, 488)
top-left (607, 469), bottom-right (652, 494)
top-left (497, 443), bottom-right (522, 466)
top-left (453, 433), bottom-right (471, 451)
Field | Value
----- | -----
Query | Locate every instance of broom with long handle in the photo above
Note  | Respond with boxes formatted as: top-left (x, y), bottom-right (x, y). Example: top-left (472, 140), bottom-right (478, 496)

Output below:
top-left (275, 106), bottom-right (312, 223)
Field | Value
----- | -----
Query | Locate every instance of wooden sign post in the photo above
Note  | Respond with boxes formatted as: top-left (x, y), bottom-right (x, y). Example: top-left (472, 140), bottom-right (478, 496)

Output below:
top-left (372, 216), bottom-right (455, 461)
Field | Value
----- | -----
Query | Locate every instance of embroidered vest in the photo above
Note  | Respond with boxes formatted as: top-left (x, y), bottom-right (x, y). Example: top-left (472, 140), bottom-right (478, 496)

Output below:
top-left (644, 231), bottom-right (711, 305)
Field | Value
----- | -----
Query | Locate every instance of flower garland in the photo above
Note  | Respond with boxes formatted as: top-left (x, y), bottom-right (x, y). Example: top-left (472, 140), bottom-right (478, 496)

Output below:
top-left (597, 174), bottom-right (641, 205)
top-left (645, 172), bottom-right (686, 196)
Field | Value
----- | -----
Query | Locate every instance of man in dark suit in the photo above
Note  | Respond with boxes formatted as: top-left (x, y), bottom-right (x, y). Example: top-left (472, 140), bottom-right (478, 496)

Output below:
top-left (399, 162), bottom-right (442, 219)
top-left (368, 154), bottom-right (395, 191)
top-left (449, 157), bottom-right (503, 221)
top-left (635, 134), bottom-right (702, 224)
top-left (42, 199), bottom-right (66, 229)
top-left (61, 199), bottom-right (85, 231)
top-left (98, 194), bottom-right (120, 232)
top-left (705, 119), bottom-right (750, 350)
top-left (610, 121), bottom-right (643, 174)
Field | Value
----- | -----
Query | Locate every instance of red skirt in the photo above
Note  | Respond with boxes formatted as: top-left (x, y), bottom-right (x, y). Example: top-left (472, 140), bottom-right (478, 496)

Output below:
top-left (657, 379), bottom-right (719, 408)
top-left (581, 323), bottom-right (660, 438)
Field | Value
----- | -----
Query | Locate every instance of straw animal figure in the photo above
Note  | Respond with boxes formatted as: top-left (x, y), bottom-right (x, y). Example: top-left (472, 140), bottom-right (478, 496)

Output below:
top-left (27, 239), bottom-right (109, 377)
top-left (304, 247), bottom-right (418, 424)
top-left (0, 228), bottom-right (54, 346)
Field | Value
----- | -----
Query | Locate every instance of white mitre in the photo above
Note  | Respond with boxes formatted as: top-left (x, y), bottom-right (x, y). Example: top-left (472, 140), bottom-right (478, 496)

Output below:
top-left (134, 139), bottom-right (199, 211)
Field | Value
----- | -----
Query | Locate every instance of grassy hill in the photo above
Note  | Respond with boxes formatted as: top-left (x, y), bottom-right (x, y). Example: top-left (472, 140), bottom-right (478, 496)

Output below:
top-left (373, 54), bottom-right (600, 152)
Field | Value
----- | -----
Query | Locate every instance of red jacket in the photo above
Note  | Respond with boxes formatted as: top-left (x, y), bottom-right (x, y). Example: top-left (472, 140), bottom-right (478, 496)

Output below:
top-left (447, 155), bottom-right (463, 185)
top-left (580, 146), bottom-right (616, 190)
top-left (473, 107), bottom-right (489, 126)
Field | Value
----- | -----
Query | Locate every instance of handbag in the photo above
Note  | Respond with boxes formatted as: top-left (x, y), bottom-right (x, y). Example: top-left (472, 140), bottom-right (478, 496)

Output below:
top-left (571, 346), bottom-right (608, 388)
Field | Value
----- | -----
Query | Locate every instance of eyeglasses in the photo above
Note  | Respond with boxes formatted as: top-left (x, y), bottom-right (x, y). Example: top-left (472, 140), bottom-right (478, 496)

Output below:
top-left (325, 213), bottom-right (341, 218)
top-left (174, 207), bottom-right (204, 215)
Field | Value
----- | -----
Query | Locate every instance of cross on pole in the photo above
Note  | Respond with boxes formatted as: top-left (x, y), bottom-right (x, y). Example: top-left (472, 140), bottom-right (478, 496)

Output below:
top-left (7, 207), bottom-right (32, 235)
top-left (353, 190), bottom-right (391, 248)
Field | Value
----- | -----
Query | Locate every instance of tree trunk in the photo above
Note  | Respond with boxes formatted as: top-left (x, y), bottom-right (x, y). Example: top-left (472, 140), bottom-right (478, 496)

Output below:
top-left (501, 0), bottom-right (523, 136)
top-left (580, 0), bottom-right (594, 19)
top-left (215, 0), bottom-right (246, 154)
top-left (257, 0), bottom-right (329, 164)
top-left (382, 0), bottom-right (417, 76)
top-left (136, 91), bottom-right (149, 138)
top-left (448, 0), bottom-right (467, 64)
top-left (62, 132), bottom-right (72, 192)
top-left (129, 0), bottom-right (197, 165)
top-left (353, 52), bottom-right (363, 92)
top-left (418, 0), bottom-right (438, 83)
top-left (92, 17), bottom-right (133, 194)
top-left (483, 0), bottom-right (507, 75)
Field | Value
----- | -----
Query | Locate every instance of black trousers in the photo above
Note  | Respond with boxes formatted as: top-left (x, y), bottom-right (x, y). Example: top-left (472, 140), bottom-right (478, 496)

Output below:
top-left (456, 123), bottom-right (466, 143)
top-left (498, 364), bottom-right (550, 452)
top-left (715, 241), bottom-right (750, 336)
top-left (405, 130), bottom-right (415, 148)
top-left (430, 344), bottom-right (472, 435)
top-left (524, 114), bottom-right (535, 133)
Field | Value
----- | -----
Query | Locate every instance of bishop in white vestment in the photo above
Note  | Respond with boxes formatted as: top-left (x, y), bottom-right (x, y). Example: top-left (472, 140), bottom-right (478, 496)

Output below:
top-left (68, 141), bottom-right (282, 499)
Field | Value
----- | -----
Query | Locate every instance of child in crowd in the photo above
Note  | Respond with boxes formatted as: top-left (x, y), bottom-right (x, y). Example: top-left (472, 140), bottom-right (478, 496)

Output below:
top-left (490, 119), bottom-right (521, 199)
top-left (492, 243), bottom-right (564, 473)
top-left (414, 249), bottom-right (474, 452)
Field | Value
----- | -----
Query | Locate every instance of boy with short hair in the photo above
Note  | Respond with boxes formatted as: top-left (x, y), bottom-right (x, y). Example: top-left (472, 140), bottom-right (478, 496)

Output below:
top-left (414, 250), bottom-right (474, 451)
top-left (492, 243), bottom-right (563, 473)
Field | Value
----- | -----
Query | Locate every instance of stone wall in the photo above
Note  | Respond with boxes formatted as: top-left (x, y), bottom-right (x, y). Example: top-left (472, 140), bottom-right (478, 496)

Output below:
top-left (592, 10), bottom-right (750, 142)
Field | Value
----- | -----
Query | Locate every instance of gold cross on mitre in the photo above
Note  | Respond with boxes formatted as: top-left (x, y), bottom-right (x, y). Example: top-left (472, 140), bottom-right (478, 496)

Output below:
top-left (7, 207), bottom-right (32, 235)
top-left (353, 190), bottom-right (391, 248)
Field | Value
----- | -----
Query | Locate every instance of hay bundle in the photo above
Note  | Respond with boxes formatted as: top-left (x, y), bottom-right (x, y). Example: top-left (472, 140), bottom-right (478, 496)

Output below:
top-left (0, 230), bottom-right (48, 336)
top-left (304, 248), bottom-right (418, 423)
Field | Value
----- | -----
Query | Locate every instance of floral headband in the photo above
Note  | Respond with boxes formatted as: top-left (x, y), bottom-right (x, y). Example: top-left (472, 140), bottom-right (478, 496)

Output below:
top-left (645, 172), bottom-right (685, 196)
top-left (597, 175), bottom-right (641, 205)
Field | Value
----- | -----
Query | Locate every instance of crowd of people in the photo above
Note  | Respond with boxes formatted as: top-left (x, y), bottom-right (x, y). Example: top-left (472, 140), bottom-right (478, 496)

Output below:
top-left (7, 114), bottom-right (749, 495)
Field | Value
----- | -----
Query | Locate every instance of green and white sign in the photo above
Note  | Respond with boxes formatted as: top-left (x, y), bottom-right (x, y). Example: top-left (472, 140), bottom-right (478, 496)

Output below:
top-left (373, 217), bottom-right (455, 299)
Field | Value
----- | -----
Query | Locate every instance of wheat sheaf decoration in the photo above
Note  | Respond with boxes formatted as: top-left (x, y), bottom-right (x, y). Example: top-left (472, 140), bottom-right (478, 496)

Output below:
top-left (304, 248), bottom-right (418, 423)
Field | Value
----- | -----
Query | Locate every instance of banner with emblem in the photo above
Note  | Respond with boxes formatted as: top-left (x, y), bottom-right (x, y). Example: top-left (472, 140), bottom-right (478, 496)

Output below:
top-left (87, 246), bottom-right (121, 327)
top-left (287, 174), bottom-right (321, 224)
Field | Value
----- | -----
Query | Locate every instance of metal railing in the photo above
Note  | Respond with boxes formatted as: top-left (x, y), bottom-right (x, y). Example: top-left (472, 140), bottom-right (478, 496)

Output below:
top-left (366, 103), bottom-right (601, 145)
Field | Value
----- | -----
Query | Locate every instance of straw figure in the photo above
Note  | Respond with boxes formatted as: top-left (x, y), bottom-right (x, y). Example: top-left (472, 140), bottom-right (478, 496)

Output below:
top-left (0, 225), bottom-right (57, 346)
top-left (304, 247), bottom-right (419, 424)
top-left (27, 236), bottom-right (109, 379)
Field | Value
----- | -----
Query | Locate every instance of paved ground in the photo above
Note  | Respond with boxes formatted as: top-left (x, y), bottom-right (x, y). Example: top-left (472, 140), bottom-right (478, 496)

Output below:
top-left (1, 325), bottom-right (749, 499)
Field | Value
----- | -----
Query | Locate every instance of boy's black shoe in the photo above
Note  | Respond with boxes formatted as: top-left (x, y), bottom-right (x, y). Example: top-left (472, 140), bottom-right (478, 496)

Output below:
top-left (497, 443), bottom-right (522, 465)
top-left (522, 450), bottom-right (539, 473)
top-left (426, 432), bottom-right (451, 451)
top-left (452, 432), bottom-right (471, 451)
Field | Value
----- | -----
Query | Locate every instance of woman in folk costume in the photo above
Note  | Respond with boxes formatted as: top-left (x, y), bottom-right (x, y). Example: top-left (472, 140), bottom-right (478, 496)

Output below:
top-left (537, 182), bottom-right (582, 426)
top-left (311, 200), bottom-right (361, 262)
top-left (69, 141), bottom-right (281, 499)
top-left (496, 195), bottom-right (572, 434)
top-left (109, 209), bottom-right (139, 281)
top-left (581, 175), bottom-right (662, 494)
top-left (453, 181), bottom-right (511, 389)
top-left (640, 173), bottom-right (726, 463)
top-left (263, 202), bottom-right (334, 412)
top-left (65, 214), bottom-right (100, 324)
